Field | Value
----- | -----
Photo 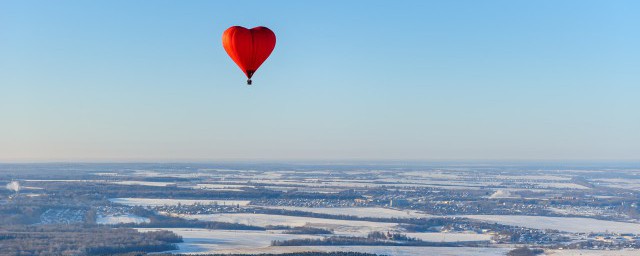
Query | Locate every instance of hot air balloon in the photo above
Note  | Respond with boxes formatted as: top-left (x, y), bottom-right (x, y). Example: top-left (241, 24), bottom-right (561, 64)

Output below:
top-left (222, 26), bottom-right (276, 85)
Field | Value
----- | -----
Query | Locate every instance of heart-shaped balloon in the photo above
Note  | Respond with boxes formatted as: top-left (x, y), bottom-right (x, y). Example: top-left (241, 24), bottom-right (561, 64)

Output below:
top-left (222, 26), bottom-right (276, 85)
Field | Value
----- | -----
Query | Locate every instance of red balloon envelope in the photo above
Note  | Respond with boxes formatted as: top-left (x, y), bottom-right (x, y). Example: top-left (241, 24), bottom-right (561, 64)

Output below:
top-left (222, 26), bottom-right (276, 85)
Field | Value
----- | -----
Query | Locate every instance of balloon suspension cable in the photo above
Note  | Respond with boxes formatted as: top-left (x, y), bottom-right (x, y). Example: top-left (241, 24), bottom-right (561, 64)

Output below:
top-left (247, 79), bottom-right (252, 85)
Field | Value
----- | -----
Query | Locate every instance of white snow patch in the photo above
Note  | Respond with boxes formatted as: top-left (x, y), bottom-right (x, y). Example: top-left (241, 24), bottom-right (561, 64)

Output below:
top-left (463, 215), bottom-right (640, 234)
top-left (489, 190), bottom-right (520, 199)
top-left (176, 213), bottom-right (398, 236)
top-left (111, 181), bottom-right (175, 187)
top-left (136, 228), bottom-right (322, 254)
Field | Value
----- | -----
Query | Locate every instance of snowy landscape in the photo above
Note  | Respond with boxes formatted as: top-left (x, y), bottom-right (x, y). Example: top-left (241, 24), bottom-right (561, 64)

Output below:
top-left (2, 162), bottom-right (640, 255)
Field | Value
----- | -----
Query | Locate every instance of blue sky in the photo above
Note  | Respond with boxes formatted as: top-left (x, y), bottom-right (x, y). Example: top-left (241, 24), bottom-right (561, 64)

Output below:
top-left (1, 1), bottom-right (639, 162)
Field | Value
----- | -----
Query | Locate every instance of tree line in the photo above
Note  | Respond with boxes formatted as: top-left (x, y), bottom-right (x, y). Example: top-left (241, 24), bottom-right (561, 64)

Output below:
top-left (0, 224), bottom-right (181, 256)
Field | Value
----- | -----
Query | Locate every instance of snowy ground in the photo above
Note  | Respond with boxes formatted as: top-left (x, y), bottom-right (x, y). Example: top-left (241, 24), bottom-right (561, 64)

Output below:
top-left (175, 213), bottom-right (398, 236)
top-left (261, 206), bottom-right (433, 219)
top-left (493, 174), bottom-right (572, 181)
top-left (463, 215), bottom-right (640, 234)
top-left (489, 190), bottom-right (520, 199)
top-left (138, 228), bottom-right (508, 255)
top-left (594, 178), bottom-right (640, 191)
top-left (110, 181), bottom-right (176, 187)
top-left (131, 170), bottom-right (214, 178)
top-left (535, 183), bottom-right (590, 189)
top-left (96, 214), bottom-right (150, 224)
top-left (187, 245), bottom-right (511, 255)
top-left (109, 198), bottom-right (251, 207)
top-left (137, 228), bottom-right (322, 254)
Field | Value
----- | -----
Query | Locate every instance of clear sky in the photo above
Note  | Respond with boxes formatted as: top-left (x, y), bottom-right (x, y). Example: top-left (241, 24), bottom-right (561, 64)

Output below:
top-left (1, 1), bottom-right (639, 162)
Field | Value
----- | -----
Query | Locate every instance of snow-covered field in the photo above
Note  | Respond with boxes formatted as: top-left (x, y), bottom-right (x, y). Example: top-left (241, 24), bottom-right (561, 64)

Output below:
top-left (136, 228), bottom-right (321, 254)
top-left (109, 198), bottom-right (251, 207)
top-left (110, 181), bottom-right (176, 187)
top-left (535, 183), bottom-right (590, 189)
top-left (463, 215), bottom-right (640, 233)
top-left (207, 245), bottom-right (512, 256)
top-left (131, 170), bottom-right (213, 178)
top-left (176, 213), bottom-right (397, 236)
top-left (261, 206), bottom-right (433, 219)
top-left (97, 214), bottom-right (150, 224)
top-left (493, 174), bottom-right (571, 181)
top-left (138, 228), bottom-right (508, 255)
top-left (594, 178), bottom-right (640, 191)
